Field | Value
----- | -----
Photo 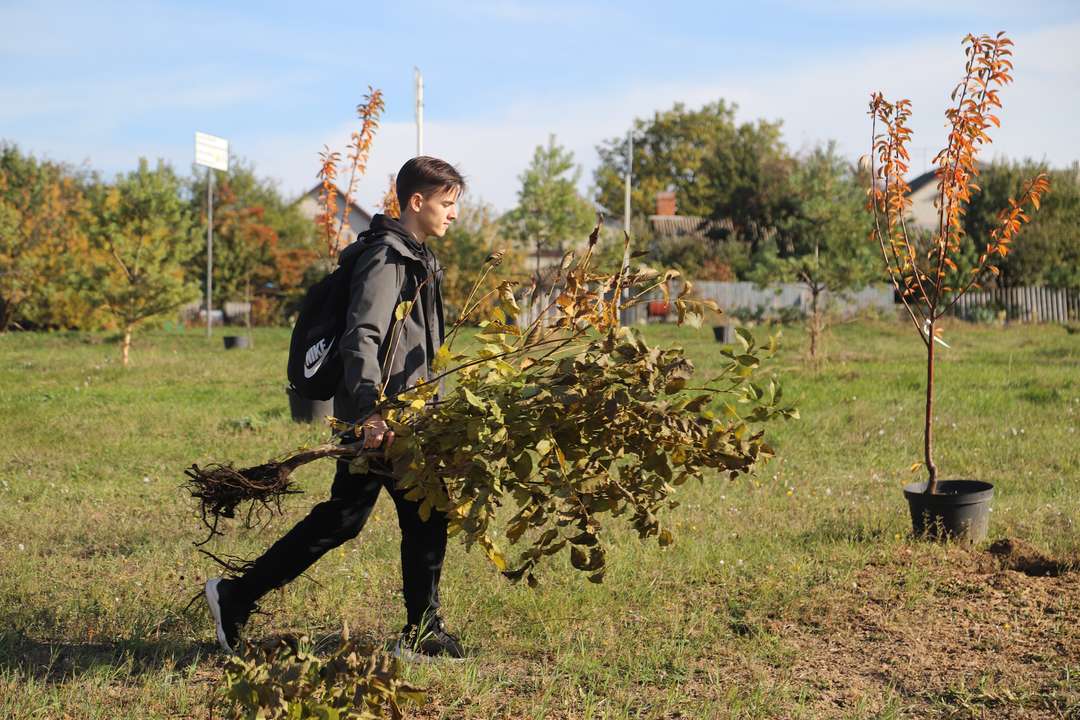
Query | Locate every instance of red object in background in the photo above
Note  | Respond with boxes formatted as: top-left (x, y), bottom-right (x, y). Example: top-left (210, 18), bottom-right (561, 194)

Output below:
top-left (648, 300), bottom-right (670, 317)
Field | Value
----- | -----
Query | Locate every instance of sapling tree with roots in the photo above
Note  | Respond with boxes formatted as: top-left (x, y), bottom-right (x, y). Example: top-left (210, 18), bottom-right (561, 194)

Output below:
top-left (867, 31), bottom-right (1049, 495)
top-left (186, 222), bottom-right (797, 586)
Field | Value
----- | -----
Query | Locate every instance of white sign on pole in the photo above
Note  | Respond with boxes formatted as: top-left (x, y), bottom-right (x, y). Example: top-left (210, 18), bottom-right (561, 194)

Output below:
top-left (195, 132), bottom-right (229, 171)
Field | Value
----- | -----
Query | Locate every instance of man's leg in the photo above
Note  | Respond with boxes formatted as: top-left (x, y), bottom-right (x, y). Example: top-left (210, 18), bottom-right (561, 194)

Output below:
top-left (233, 460), bottom-right (383, 601)
top-left (381, 476), bottom-right (448, 627)
top-left (207, 460), bottom-right (381, 651)
top-left (382, 476), bottom-right (464, 659)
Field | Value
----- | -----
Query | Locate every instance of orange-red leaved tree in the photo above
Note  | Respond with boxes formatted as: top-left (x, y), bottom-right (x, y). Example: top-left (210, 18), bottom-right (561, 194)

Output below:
top-left (867, 32), bottom-right (1049, 494)
top-left (315, 88), bottom-right (385, 260)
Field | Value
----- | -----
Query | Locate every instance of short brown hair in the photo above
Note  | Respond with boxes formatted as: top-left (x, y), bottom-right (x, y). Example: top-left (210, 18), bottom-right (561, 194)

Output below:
top-left (396, 156), bottom-right (465, 209)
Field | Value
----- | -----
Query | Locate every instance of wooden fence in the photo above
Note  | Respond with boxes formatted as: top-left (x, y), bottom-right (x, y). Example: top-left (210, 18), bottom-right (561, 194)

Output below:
top-left (516, 282), bottom-right (896, 328)
top-left (947, 286), bottom-right (1079, 324)
top-left (617, 282), bottom-right (894, 325)
top-left (517, 283), bottom-right (1080, 328)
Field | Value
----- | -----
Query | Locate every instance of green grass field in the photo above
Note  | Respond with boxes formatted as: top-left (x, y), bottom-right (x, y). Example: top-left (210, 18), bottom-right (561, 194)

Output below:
top-left (1, 319), bottom-right (1077, 719)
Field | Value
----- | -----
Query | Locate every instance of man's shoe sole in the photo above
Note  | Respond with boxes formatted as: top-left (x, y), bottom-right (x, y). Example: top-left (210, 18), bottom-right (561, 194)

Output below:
top-left (390, 642), bottom-right (465, 664)
top-left (204, 578), bottom-right (235, 654)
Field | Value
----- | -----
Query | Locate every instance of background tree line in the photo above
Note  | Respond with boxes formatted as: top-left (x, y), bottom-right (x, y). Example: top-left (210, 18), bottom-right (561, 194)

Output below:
top-left (592, 101), bottom-right (1078, 291)
top-left (0, 144), bottom-right (316, 338)
top-left (2, 101), bottom-right (1076, 345)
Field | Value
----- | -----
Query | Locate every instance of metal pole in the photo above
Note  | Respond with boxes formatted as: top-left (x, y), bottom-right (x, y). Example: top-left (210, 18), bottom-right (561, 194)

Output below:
top-left (624, 129), bottom-right (632, 233)
top-left (414, 67), bottom-right (424, 156)
top-left (621, 129), bottom-right (633, 326)
top-left (206, 168), bottom-right (213, 339)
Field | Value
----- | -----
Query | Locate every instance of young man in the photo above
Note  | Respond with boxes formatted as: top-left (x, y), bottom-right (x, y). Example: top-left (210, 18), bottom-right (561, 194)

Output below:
top-left (205, 156), bottom-right (465, 660)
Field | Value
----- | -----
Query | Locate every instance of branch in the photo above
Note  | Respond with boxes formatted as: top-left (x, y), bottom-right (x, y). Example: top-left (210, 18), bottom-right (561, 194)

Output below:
top-left (868, 109), bottom-right (928, 344)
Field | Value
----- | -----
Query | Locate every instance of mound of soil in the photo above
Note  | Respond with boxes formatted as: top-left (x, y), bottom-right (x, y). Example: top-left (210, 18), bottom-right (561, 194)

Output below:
top-left (985, 537), bottom-right (1078, 577)
top-left (734, 538), bottom-right (1080, 718)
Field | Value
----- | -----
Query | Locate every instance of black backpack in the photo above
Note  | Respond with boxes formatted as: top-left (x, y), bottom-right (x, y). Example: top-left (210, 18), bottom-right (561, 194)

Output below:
top-left (287, 231), bottom-right (379, 400)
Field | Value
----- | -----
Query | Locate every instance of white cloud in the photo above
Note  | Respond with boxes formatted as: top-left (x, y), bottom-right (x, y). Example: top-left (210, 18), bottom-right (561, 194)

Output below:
top-left (10, 22), bottom-right (1076, 215)
top-left (259, 23), bottom-right (1079, 213)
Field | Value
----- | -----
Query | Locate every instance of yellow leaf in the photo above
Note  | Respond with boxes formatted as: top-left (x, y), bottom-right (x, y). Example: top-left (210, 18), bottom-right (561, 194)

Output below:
top-left (483, 540), bottom-right (507, 571)
top-left (432, 345), bottom-right (451, 372)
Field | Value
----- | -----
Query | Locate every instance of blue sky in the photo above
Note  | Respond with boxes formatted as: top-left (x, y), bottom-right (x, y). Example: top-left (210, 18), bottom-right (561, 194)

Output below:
top-left (3, 0), bottom-right (1078, 211)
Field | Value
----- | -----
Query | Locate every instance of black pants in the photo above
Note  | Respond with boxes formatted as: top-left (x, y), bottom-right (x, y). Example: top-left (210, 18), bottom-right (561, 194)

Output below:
top-left (231, 458), bottom-right (448, 626)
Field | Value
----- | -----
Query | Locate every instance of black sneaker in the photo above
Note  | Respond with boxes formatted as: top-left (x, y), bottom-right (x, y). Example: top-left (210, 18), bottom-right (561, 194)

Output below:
top-left (204, 577), bottom-right (254, 654)
top-left (392, 616), bottom-right (465, 662)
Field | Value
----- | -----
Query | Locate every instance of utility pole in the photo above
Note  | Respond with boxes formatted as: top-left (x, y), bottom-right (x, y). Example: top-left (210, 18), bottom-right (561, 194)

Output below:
top-left (414, 66), bottom-right (424, 157)
top-left (206, 169), bottom-right (213, 338)
top-left (624, 129), bottom-right (632, 233)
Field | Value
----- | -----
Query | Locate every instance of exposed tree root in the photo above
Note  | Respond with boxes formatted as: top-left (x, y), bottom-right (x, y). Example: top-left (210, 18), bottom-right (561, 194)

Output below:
top-left (184, 441), bottom-right (364, 545)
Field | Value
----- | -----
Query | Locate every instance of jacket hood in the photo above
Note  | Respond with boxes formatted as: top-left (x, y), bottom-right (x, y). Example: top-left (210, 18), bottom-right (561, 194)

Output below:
top-left (337, 213), bottom-right (428, 266)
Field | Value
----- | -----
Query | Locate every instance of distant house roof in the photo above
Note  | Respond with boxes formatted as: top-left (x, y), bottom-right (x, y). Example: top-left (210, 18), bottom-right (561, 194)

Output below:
top-left (907, 169), bottom-right (937, 195)
top-left (295, 182), bottom-right (375, 253)
top-left (299, 182), bottom-right (374, 224)
top-left (905, 165), bottom-right (989, 230)
top-left (648, 214), bottom-right (734, 239)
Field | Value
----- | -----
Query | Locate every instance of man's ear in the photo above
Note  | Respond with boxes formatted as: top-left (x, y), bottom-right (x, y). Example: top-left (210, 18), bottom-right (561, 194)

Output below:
top-left (409, 192), bottom-right (424, 213)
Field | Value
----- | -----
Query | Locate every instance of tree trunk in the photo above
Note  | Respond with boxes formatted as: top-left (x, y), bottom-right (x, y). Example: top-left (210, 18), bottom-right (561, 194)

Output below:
top-left (121, 324), bottom-right (133, 368)
top-left (245, 277), bottom-right (254, 349)
top-left (809, 286), bottom-right (821, 360)
top-left (924, 320), bottom-right (938, 494)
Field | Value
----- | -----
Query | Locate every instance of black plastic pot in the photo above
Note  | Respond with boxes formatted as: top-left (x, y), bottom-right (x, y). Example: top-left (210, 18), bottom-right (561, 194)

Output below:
top-left (223, 335), bottom-right (251, 350)
top-left (713, 324), bottom-right (736, 343)
top-left (286, 386), bottom-right (333, 424)
top-left (903, 480), bottom-right (994, 543)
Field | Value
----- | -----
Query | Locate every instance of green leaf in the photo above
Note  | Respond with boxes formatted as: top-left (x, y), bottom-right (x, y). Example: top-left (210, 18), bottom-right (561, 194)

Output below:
top-left (735, 327), bottom-right (753, 351)
top-left (569, 531), bottom-right (598, 547)
top-left (684, 394), bottom-right (711, 413)
top-left (511, 452), bottom-right (534, 480)
top-left (570, 545), bottom-right (589, 570)
top-left (463, 388), bottom-right (485, 410)
top-left (535, 438), bottom-right (553, 458)
top-left (664, 376), bottom-right (687, 393)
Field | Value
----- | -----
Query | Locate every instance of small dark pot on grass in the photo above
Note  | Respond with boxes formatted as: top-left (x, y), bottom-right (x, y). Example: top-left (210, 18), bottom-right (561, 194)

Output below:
top-left (904, 479), bottom-right (993, 543)
top-left (286, 386), bottom-right (333, 424)
top-left (223, 335), bottom-right (251, 350)
top-left (713, 324), bottom-right (736, 343)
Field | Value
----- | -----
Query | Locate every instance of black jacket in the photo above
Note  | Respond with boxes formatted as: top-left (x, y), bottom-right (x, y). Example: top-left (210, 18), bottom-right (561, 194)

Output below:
top-left (333, 214), bottom-right (445, 423)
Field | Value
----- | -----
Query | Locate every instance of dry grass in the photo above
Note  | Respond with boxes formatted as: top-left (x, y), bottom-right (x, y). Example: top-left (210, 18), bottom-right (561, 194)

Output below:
top-left (1, 319), bottom-right (1077, 718)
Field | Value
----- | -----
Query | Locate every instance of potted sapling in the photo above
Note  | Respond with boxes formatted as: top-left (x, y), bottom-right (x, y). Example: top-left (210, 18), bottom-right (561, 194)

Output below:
top-left (866, 32), bottom-right (1049, 541)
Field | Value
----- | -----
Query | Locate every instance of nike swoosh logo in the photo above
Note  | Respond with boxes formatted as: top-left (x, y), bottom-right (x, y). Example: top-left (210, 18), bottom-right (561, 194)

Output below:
top-left (303, 337), bottom-right (335, 379)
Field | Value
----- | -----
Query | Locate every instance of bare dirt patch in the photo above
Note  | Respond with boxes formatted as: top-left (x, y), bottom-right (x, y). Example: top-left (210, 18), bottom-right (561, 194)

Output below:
top-left (771, 539), bottom-right (1080, 718)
